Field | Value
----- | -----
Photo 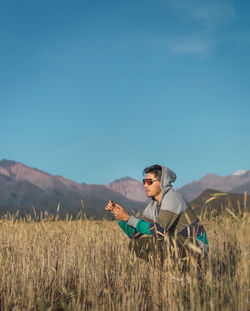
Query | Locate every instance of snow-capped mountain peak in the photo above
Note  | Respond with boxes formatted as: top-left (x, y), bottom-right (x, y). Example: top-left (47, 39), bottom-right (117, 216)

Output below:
top-left (232, 169), bottom-right (248, 176)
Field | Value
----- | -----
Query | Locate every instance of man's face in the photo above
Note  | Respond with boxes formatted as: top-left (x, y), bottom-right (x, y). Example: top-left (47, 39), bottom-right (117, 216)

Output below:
top-left (143, 173), bottom-right (162, 199)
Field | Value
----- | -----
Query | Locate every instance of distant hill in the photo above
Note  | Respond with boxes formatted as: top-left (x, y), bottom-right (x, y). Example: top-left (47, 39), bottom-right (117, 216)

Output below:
top-left (0, 159), bottom-right (83, 192)
top-left (230, 181), bottom-right (250, 195)
top-left (106, 177), bottom-right (147, 202)
top-left (190, 189), bottom-right (250, 218)
top-left (178, 170), bottom-right (250, 201)
top-left (0, 159), bottom-right (145, 218)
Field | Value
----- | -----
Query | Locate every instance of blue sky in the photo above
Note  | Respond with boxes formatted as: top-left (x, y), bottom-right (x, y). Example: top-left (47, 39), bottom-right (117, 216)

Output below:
top-left (1, 0), bottom-right (250, 188)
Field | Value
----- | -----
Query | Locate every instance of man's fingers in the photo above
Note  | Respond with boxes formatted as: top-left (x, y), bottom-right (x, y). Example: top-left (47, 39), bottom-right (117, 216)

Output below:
top-left (105, 201), bottom-right (120, 212)
top-left (105, 201), bottom-right (115, 211)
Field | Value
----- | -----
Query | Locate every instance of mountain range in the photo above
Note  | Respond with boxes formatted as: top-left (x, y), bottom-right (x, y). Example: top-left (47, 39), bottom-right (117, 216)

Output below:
top-left (0, 159), bottom-right (249, 218)
top-left (0, 159), bottom-right (145, 218)
top-left (178, 170), bottom-right (250, 201)
top-left (105, 169), bottom-right (250, 202)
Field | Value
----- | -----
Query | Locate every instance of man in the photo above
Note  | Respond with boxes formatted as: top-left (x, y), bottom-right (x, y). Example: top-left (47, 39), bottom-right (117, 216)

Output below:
top-left (105, 165), bottom-right (208, 264)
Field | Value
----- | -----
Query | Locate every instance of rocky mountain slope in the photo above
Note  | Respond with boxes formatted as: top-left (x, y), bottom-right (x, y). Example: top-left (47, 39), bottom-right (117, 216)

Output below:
top-left (0, 159), bottom-right (83, 192)
top-left (106, 177), bottom-right (147, 202)
top-left (0, 160), bottom-right (145, 218)
top-left (178, 171), bottom-right (250, 201)
top-left (229, 181), bottom-right (250, 194)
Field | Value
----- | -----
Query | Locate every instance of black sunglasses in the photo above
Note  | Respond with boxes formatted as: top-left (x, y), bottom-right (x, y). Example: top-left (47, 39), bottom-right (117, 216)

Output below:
top-left (142, 178), bottom-right (159, 185)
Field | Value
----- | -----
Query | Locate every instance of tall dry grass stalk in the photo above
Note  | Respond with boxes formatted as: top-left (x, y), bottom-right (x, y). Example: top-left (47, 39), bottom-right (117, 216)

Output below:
top-left (0, 209), bottom-right (249, 310)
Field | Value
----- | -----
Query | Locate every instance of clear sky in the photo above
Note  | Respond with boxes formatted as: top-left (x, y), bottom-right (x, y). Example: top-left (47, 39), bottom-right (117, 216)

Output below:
top-left (1, 0), bottom-right (250, 188)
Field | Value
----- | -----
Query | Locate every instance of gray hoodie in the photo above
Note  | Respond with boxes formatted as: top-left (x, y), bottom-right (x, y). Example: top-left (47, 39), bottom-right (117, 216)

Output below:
top-left (127, 166), bottom-right (199, 235)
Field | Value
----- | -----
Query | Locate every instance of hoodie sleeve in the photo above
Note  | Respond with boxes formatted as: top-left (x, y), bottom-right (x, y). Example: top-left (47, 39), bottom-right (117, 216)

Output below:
top-left (118, 221), bottom-right (136, 238)
top-left (119, 217), bottom-right (164, 239)
top-left (121, 216), bottom-right (151, 237)
top-left (118, 219), bottom-right (151, 238)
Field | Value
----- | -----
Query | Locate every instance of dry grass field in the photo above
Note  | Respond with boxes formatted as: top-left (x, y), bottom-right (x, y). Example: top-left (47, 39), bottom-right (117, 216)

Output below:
top-left (0, 208), bottom-right (249, 311)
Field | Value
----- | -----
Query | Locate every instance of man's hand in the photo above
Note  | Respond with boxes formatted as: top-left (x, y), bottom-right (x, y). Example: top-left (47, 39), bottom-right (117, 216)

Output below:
top-left (112, 204), bottom-right (130, 221)
top-left (105, 200), bottom-right (130, 221)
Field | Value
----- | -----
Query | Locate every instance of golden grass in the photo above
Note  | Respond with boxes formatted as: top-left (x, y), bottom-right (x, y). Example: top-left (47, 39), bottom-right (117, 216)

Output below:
top-left (0, 211), bottom-right (249, 310)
